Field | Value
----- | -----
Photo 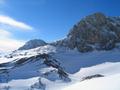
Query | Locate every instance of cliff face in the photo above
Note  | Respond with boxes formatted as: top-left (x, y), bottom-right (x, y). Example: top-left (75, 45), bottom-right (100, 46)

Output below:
top-left (54, 13), bottom-right (120, 52)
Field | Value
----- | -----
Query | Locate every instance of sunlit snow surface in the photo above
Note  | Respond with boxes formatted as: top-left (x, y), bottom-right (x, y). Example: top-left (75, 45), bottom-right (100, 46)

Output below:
top-left (0, 45), bottom-right (56, 64)
top-left (62, 74), bottom-right (120, 90)
top-left (0, 45), bottom-right (120, 90)
top-left (1, 62), bottom-right (120, 90)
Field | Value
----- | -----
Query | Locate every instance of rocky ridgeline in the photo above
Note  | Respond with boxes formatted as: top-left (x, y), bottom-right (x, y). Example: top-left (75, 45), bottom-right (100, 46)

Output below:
top-left (53, 13), bottom-right (120, 52)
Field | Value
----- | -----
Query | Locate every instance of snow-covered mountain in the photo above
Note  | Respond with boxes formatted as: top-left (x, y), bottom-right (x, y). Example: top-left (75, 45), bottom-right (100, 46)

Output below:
top-left (0, 12), bottom-right (120, 90)
top-left (18, 39), bottom-right (47, 50)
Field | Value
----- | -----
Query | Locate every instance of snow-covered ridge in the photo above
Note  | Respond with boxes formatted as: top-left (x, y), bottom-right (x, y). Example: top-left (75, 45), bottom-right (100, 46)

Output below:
top-left (18, 39), bottom-right (47, 50)
top-left (0, 45), bottom-right (56, 64)
top-left (0, 49), bottom-right (70, 89)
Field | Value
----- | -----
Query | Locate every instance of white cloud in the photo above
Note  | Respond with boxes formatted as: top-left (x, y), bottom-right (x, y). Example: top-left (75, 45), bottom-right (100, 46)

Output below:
top-left (0, 29), bottom-right (25, 52)
top-left (0, 15), bottom-right (33, 30)
top-left (0, 38), bottom-right (25, 52)
top-left (0, 29), bottom-right (11, 37)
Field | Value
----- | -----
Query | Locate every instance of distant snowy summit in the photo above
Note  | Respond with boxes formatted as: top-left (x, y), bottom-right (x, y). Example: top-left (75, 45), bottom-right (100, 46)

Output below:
top-left (53, 12), bottom-right (120, 52)
top-left (18, 39), bottom-right (47, 50)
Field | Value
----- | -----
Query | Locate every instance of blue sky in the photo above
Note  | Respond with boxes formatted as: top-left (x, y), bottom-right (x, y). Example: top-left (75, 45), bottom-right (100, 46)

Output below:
top-left (0, 0), bottom-right (120, 51)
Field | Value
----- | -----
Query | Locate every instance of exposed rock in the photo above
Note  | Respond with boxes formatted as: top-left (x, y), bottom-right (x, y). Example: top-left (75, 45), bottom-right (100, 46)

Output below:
top-left (82, 74), bottom-right (104, 81)
top-left (30, 78), bottom-right (46, 90)
top-left (53, 12), bottom-right (120, 52)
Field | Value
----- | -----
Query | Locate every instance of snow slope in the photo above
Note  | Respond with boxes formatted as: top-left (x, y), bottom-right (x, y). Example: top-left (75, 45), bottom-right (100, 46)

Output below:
top-left (62, 61), bottom-right (120, 90)
top-left (62, 74), bottom-right (120, 90)
top-left (54, 48), bottom-right (120, 73)
top-left (1, 61), bottom-right (120, 90)
top-left (73, 62), bottom-right (120, 78)
top-left (1, 45), bottom-right (120, 90)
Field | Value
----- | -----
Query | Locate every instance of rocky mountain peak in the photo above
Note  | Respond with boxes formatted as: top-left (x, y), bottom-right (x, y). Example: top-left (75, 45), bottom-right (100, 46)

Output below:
top-left (86, 12), bottom-right (106, 19)
top-left (54, 12), bottom-right (120, 52)
top-left (85, 12), bottom-right (107, 25)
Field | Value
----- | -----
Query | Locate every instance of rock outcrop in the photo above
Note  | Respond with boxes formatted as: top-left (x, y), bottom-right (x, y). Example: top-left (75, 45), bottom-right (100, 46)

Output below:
top-left (53, 12), bottom-right (120, 52)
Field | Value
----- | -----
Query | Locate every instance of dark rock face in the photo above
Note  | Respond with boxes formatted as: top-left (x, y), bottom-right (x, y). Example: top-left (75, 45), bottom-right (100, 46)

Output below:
top-left (54, 12), bottom-right (120, 52)
top-left (18, 39), bottom-right (47, 50)
top-left (82, 74), bottom-right (104, 81)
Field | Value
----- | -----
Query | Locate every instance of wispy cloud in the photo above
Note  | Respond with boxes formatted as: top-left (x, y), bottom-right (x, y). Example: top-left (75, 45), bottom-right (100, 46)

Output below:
top-left (0, 29), bottom-right (11, 37)
top-left (0, 29), bottom-right (25, 52)
top-left (0, 15), bottom-right (33, 30)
